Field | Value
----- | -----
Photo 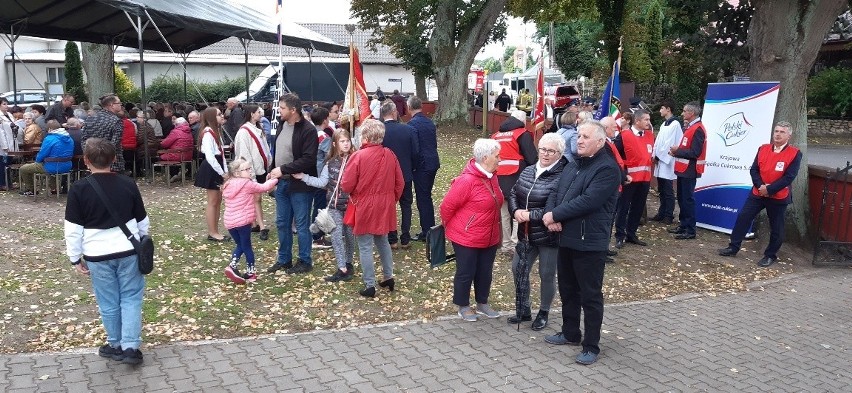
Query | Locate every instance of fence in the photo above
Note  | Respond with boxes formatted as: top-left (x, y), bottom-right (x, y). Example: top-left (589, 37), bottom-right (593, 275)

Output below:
top-left (810, 162), bottom-right (852, 266)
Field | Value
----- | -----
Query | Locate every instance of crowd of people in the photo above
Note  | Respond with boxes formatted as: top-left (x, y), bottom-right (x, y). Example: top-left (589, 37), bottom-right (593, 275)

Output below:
top-left (39, 86), bottom-right (801, 367)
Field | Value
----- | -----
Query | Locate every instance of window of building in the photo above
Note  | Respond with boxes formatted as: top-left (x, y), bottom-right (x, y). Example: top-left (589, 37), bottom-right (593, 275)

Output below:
top-left (47, 67), bottom-right (65, 84)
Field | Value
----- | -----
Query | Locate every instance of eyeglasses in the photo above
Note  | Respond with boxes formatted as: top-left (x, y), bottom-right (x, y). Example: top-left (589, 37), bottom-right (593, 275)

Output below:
top-left (239, 167), bottom-right (252, 172)
top-left (538, 147), bottom-right (559, 156)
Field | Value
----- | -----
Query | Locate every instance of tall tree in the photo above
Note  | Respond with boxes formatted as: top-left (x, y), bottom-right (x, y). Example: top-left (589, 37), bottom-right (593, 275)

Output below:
top-left (353, 0), bottom-right (508, 124)
top-left (63, 42), bottom-right (87, 103)
top-left (747, 0), bottom-right (849, 245)
top-left (81, 43), bottom-right (113, 104)
top-left (541, 19), bottom-right (605, 78)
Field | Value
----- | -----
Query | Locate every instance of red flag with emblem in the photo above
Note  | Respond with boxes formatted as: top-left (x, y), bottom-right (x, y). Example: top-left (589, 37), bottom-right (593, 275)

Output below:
top-left (344, 43), bottom-right (371, 126)
top-left (532, 57), bottom-right (545, 132)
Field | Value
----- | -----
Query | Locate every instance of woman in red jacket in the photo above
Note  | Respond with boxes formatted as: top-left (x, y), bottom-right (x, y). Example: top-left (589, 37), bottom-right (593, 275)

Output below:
top-left (341, 119), bottom-right (404, 298)
top-left (440, 138), bottom-right (503, 322)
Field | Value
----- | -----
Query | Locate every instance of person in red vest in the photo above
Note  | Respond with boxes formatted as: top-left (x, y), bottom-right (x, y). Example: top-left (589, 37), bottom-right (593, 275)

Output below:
top-left (613, 109), bottom-right (654, 249)
top-left (601, 116), bottom-right (628, 262)
top-left (492, 110), bottom-right (538, 255)
top-left (718, 122), bottom-right (802, 267)
top-left (668, 101), bottom-right (706, 239)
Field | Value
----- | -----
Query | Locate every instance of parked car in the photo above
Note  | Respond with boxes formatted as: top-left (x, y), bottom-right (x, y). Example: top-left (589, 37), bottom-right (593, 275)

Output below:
top-left (552, 85), bottom-right (581, 109)
top-left (0, 90), bottom-right (55, 111)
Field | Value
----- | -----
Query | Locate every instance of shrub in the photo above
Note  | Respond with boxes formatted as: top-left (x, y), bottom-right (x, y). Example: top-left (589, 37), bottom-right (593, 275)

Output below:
top-left (141, 71), bottom-right (260, 104)
top-left (808, 67), bottom-right (852, 117)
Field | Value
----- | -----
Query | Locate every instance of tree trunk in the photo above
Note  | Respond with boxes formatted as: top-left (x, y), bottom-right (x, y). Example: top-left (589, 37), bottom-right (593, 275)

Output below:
top-left (429, 0), bottom-right (507, 125)
top-left (81, 43), bottom-right (114, 104)
top-left (414, 74), bottom-right (427, 100)
top-left (747, 0), bottom-right (847, 246)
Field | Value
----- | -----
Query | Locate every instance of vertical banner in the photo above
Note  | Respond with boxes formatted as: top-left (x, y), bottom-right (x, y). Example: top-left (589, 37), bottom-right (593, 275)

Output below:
top-left (695, 82), bottom-right (780, 233)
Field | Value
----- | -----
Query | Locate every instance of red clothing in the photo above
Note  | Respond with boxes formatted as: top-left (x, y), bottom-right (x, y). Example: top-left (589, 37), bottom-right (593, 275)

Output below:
top-left (752, 144), bottom-right (800, 200)
top-left (440, 158), bottom-right (504, 248)
top-left (621, 128), bottom-right (654, 183)
top-left (341, 143), bottom-right (404, 235)
top-left (675, 121), bottom-right (707, 175)
top-left (159, 122), bottom-right (194, 161)
top-left (120, 119), bottom-right (136, 149)
top-left (222, 177), bottom-right (279, 229)
top-left (491, 126), bottom-right (527, 176)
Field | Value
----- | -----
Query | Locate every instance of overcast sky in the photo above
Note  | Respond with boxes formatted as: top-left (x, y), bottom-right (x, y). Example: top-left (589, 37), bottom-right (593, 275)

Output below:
top-left (259, 0), bottom-right (541, 61)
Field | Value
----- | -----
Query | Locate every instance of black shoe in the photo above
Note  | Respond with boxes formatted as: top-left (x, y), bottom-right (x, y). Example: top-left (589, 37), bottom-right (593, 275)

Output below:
top-left (757, 256), bottom-right (777, 267)
top-left (615, 238), bottom-right (625, 249)
top-left (661, 217), bottom-right (674, 225)
top-left (251, 225), bottom-right (261, 233)
top-left (674, 233), bottom-right (696, 240)
top-left (506, 314), bottom-right (532, 324)
top-left (378, 278), bottom-right (395, 291)
top-left (286, 261), bottom-right (313, 274)
top-left (267, 261), bottom-right (293, 274)
top-left (359, 286), bottom-right (376, 298)
top-left (259, 229), bottom-right (269, 241)
top-left (649, 215), bottom-right (663, 222)
top-left (98, 344), bottom-right (123, 360)
top-left (120, 348), bottom-right (143, 365)
top-left (531, 310), bottom-right (549, 331)
top-left (667, 226), bottom-right (685, 234)
top-left (605, 256), bottom-right (615, 263)
top-left (346, 263), bottom-right (355, 273)
top-left (626, 236), bottom-right (648, 246)
top-left (718, 247), bottom-right (738, 257)
top-left (607, 249), bottom-right (618, 256)
top-left (325, 269), bottom-right (353, 282)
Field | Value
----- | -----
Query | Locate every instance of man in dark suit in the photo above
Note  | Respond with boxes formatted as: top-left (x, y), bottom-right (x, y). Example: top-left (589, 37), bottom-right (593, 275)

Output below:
top-left (381, 101), bottom-right (420, 249)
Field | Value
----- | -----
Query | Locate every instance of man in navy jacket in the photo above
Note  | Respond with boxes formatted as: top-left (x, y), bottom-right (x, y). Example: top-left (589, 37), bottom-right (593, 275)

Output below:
top-left (381, 101), bottom-right (420, 248)
top-left (406, 96), bottom-right (439, 241)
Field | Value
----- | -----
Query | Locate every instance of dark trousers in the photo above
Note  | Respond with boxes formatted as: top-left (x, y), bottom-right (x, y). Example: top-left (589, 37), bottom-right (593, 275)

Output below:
top-left (614, 181), bottom-right (651, 240)
top-left (388, 181), bottom-right (413, 245)
top-left (676, 176), bottom-right (697, 234)
top-left (557, 247), bottom-right (606, 354)
top-left (413, 169), bottom-right (438, 236)
top-left (451, 242), bottom-right (498, 307)
top-left (728, 195), bottom-right (787, 259)
top-left (655, 177), bottom-right (676, 220)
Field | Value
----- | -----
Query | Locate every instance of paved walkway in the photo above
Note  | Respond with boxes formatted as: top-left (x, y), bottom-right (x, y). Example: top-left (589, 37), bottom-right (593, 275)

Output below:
top-left (2, 268), bottom-right (849, 392)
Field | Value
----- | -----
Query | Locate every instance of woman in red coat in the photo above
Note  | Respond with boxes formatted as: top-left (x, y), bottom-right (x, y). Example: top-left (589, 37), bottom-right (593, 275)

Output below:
top-left (341, 119), bottom-right (404, 298)
top-left (440, 138), bottom-right (503, 322)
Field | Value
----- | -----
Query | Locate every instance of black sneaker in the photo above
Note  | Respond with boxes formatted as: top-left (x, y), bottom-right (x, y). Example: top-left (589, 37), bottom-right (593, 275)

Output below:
top-left (120, 348), bottom-right (143, 365)
top-left (259, 229), bottom-right (270, 241)
top-left (98, 344), bottom-right (123, 360)
top-left (324, 269), bottom-right (353, 282)
top-left (286, 261), bottom-right (313, 274)
top-left (267, 261), bottom-right (293, 274)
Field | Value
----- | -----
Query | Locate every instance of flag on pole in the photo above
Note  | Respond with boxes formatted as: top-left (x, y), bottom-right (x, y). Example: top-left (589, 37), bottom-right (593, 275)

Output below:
top-left (532, 56), bottom-right (545, 132)
top-left (594, 59), bottom-right (621, 121)
top-left (343, 43), bottom-right (371, 126)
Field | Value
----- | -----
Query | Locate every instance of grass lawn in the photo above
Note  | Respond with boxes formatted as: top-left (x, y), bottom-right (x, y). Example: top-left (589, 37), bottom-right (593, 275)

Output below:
top-left (0, 125), bottom-right (801, 353)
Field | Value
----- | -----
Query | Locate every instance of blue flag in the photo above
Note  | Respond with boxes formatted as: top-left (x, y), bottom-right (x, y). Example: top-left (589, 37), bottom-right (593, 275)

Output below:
top-left (594, 60), bottom-right (621, 121)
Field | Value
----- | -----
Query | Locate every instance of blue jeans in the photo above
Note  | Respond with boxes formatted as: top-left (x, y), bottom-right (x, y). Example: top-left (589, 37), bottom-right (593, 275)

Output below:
top-left (228, 224), bottom-right (255, 273)
top-left (88, 254), bottom-right (145, 350)
top-left (356, 234), bottom-right (394, 288)
top-left (275, 179), bottom-right (313, 267)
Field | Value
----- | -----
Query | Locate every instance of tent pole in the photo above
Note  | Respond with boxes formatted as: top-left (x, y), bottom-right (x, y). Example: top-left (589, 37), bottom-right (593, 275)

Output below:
top-left (239, 38), bottom-right (250, 101)
top-left (181, 54), bottom-right (188, 101)
top-left (8, 24), bottom-right (20, 106)
top-left (133, 13), bottom-right (151, 183)
top-left (306, 48), bottom-right (313, 102)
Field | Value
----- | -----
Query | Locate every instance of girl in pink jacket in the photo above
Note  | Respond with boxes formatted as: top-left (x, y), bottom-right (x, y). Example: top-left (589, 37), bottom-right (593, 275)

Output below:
top-left (222, 158), bottom-right (278, 283)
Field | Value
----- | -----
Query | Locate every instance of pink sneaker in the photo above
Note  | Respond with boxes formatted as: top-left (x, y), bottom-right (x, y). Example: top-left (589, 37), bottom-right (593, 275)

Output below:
top-left (245, 273), bottom-right (257, 283)
top-left (224, 266), bottom-right (246, 284)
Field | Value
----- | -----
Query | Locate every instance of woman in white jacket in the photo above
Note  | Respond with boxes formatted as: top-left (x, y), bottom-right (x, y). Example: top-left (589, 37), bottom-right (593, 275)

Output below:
top-left (233, 104), bottom-right (273, 240)
top-left (0, 98), bottom-right (19, 191)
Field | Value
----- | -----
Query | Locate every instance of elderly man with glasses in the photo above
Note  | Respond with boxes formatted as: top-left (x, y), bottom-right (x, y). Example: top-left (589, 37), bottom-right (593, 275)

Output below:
top-left (82, 94), bottom-right (126, 173)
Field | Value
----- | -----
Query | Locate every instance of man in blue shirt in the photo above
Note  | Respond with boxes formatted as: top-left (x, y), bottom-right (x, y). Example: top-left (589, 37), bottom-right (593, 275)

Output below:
top-left (406, 96), bottom-right (440, 242)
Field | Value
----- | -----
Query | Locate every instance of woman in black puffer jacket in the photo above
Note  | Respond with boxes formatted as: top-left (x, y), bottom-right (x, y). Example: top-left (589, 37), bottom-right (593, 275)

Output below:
top-left (507, 133), bottom-right (567, 331)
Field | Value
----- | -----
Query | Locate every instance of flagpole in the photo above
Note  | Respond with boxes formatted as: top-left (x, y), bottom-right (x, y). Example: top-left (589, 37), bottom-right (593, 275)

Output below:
top-left (612, 36), bottom-right (623, 115)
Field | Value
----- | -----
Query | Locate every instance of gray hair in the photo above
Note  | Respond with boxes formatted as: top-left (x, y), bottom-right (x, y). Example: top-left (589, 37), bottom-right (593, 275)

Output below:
top-left (684, 101), bottom-right (702, 117)
top-left (578, 120), bottom-right (607, 142)
top-left (538, 133), bottom-right (566, 156)
top-left (407, 96), bottom-right (422, 111)
top-left (380, 101), bottom-right (397, 119)
top-left (775, 121), bottom-right (792, 132)
top-left (511, 110), bottom-right (527, 123)
top-left (473, 138), bottom-right (500, 163)
top-left (66, 117), bottom-right (82, 128)
top-left (360, 119), bottom-right (385, 144)
top-left (174, 117), bottom-right (187, 125)
top-left (577, 111), bottom-right (594, 122)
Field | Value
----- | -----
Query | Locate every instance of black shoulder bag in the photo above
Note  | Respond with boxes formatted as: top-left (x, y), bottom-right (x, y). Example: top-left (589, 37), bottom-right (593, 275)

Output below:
top-left (86, 176), bottom-right (155, 274)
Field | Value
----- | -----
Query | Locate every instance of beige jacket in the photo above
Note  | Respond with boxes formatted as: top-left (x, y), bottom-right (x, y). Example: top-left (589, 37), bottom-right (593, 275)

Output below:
top-left (233, 122), bottom-right (271, 176)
